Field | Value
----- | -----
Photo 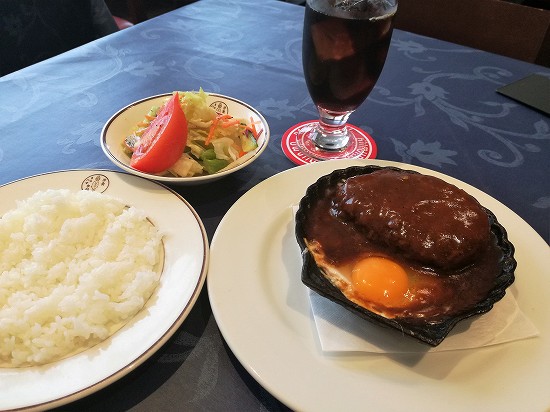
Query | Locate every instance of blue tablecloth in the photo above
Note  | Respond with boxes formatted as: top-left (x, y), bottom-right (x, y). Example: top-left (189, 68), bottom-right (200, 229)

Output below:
top-left (0, 0), bottom-right (549, 410)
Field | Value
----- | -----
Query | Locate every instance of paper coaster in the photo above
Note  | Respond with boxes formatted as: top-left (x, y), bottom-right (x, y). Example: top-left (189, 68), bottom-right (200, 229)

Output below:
top-left (281, 120), bottom-right (377, 165)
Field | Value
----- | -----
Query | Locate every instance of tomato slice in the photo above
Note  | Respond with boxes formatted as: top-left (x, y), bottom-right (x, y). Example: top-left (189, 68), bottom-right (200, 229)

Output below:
top-left (130, 93), bottom-right (188, 173)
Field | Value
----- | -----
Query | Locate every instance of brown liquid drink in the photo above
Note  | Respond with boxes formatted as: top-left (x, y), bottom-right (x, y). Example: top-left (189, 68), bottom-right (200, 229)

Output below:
top-left (303, 0), bottom-right (395, 113)
top-left (283, 0), bottom-right (396, 161)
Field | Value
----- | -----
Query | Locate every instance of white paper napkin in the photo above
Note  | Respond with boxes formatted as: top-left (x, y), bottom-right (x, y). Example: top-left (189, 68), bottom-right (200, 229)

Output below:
top-left (309, 290), bottom-right (539, 353)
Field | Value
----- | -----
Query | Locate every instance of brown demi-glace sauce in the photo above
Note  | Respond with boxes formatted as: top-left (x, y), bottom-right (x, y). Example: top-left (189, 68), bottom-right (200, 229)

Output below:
top-left (303, 169), bottom-right (504, 322)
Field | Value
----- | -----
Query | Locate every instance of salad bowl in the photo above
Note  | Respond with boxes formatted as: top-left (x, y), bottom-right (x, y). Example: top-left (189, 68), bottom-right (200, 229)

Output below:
top-left (101, 92), bottom-right (270, 185)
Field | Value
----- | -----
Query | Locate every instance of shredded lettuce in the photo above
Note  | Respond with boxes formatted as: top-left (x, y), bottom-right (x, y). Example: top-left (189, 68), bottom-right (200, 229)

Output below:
top-left (179, 88), bottom-right (215, 126)
top-left (168, 153), bottom-right (203, 177)
top-left (211, 137), bottom-right (239, 162)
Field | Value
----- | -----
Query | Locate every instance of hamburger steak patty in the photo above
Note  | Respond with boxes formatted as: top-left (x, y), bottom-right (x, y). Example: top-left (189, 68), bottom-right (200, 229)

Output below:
top-left (330, 169), bottom-right (491, 270)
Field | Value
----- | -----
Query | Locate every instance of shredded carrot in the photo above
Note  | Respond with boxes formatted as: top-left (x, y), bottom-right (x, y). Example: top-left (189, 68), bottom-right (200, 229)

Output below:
top-left (244, 117), bottom-right (264, 140)
top-left (249, 116), bottom-right (258, 137)
top-left (220, 118), bottom-right (240, 128)
top-left (205, 122), bottom-right (218, 146)
top-left (245, 125), bottom-right (262, 140)
top-left (205, 114), bottom-right (232, 145)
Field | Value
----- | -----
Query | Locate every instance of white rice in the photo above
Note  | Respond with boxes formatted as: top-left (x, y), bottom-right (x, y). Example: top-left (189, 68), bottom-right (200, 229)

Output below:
top-left (0, 189), bottom-right (163, 367)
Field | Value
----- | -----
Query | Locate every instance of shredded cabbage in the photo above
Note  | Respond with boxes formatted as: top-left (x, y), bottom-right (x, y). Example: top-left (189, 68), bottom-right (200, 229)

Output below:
top-left (169, 153), bottom-right (204, 177)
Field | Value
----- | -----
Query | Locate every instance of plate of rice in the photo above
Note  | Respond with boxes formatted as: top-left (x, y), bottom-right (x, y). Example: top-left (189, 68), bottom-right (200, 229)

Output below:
top-left (0, 170), bottom-right (208, 410)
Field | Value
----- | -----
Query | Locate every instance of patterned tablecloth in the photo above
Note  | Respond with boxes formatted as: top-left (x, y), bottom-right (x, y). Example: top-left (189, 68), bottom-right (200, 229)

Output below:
top-left (0, 0), bottom-right (548, 410)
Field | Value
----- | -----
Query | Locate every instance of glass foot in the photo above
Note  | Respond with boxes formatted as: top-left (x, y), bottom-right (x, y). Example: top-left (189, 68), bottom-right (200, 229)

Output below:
top-left (281, 120), bottom-right (377, 165)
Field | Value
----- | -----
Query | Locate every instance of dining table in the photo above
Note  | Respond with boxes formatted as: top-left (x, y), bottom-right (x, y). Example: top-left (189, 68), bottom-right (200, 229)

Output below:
top-left (1, 0), bottom-right (549, 411)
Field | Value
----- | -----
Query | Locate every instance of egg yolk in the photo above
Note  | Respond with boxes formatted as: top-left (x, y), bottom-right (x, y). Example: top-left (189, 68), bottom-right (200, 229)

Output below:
top-left (351, 257), bottom-right (409, 307)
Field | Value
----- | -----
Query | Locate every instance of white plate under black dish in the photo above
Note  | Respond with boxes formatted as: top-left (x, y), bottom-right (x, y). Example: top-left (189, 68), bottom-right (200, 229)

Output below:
top-left (207, 159), bottom-right (550, 412)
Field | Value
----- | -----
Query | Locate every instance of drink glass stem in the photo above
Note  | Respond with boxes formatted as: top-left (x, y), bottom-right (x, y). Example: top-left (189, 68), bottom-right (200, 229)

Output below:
top-left (311, 107), bottom-right (353, 150)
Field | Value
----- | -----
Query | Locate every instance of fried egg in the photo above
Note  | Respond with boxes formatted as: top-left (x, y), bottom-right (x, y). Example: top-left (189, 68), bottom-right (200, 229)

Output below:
top-left (305, 239), bottom-right (443, 319)
top-left (351, 257), bottom-right (410, 308)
